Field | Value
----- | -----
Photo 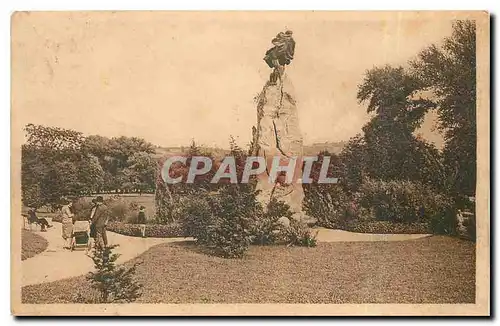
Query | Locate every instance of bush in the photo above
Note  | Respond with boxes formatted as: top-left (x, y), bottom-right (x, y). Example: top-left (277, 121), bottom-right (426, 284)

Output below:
top-left (359, 178), bottom-right (453, 223)
top-left (82, 244), bottom-right (142, 303)
top-left (463, 213), bottom-right (476, 242)
top-left (252, 198), bottom-right (292, 245)
top-left (51, 213), bottom-right (63, 223)
top-left (177, 185), bottom-right (260, 258)
top-left (107, 222), bottom-right (185, 238)
top-left (303, 184), bottom-right (352, 229)
top-left (284, 219), bottom-right (318, 247)
top-left (176, 193), bottom-right (213, 242)
top-left (341, 220), bottom-right (430, 234)
top-left (203, 185), bottom-right (260, 258)
top-left (72, 198), bottom-right (94, 221)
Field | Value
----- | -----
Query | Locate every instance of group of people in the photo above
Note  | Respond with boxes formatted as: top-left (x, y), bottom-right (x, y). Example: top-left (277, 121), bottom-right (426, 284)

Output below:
top-left (60, 196), bottom-right (109, 254)
top-left (28, 195), bottom-right (149, 255)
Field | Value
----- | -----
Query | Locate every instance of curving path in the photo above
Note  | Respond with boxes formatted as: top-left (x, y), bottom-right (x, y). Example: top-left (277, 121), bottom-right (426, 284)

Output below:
top-left (21, 220), bottom-right (191, 286)
top-left (313, 227), bottom-right (432, 242)
top-left (21, 220), bottom-right (431, 287)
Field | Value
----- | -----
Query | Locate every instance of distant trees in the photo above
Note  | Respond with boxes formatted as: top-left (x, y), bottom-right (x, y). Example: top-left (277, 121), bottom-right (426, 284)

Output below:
top-left (21, 123), bottom-right (157, 208)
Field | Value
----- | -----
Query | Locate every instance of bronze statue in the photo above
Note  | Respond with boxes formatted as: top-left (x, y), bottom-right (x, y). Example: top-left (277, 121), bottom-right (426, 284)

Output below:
top-left (263, 30), bottom-right (295, 69)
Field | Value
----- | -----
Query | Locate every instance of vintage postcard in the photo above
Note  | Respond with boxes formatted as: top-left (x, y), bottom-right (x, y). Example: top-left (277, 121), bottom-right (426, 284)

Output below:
top-left (11, 11), bottom-right (490, 316)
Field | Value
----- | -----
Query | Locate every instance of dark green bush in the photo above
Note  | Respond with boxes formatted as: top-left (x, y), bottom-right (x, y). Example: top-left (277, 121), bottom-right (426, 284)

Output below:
top-left (463, 212), bottom-right (476, 242)
top-left (83, 244), bottom-right (142, 303)
top-left (203, 185), bottom-right (260, 258)
top-left (359, 178), bottom-right (454, 223)
top-left (176, 193), bottom-right (213, 243)
top-left (303, 184), bottom-right (352, 229)
top-left (284, 219), bottom-right (318, 247)
top-left (107, 222), bottom-right (185, 238)
top-left (177, 185), bottom-right (260, 258)
top-left (252, 198), bottom-right (292, 245)
top-left (341, 220), bottom-right (430, 234)
top-left (51, 213), bottom-right (63, 223)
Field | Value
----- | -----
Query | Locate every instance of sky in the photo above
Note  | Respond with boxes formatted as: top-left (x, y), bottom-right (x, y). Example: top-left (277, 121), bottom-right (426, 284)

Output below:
top-left (12, 11), bottom-right (454, 148)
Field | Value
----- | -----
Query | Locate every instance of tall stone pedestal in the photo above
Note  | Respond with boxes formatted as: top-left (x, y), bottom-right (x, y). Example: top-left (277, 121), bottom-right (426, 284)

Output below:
top-left (251, 70), bottom-right (306, 220)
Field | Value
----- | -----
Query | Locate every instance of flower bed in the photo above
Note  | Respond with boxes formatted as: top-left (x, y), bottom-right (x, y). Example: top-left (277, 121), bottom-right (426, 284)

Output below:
top-left (107, 222), bottom-right (187, 238)
top-left (341, 220), bottom-right (430, 234)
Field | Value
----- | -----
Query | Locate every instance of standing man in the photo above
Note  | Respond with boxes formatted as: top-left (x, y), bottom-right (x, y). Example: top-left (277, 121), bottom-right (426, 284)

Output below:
top-left (90, 196), bottom-right (108, 249)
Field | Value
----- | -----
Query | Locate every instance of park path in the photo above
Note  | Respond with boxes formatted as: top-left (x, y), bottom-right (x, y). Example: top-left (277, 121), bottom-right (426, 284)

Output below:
top-left (21, 220), bottom-right (191, 286)
top-left (313, 227), bottom-right (431, 242)
top-left (21, 221), bottom-right (431, 287)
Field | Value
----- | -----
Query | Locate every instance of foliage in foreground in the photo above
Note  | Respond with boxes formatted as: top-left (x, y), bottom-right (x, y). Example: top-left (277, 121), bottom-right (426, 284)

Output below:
top-left (252, 198), bottom-right (293, 245)
top-left (178, 184), bottom-right (316, 257)
top-left (76, 244), bottom-right (142, 303)
top-left (284, 219), bottom-right (318, 247)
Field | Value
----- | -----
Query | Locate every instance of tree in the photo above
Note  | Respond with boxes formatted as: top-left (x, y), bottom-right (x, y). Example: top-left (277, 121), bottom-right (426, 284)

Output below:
top-left (411, 20), bottom-right (476, 197)
top-left (82, 135), bottom-right (156, 193)
top-left (338, 134), bottom-right (366, 193)
top-left (24, 123), bottom-right (84, 150)
top-left (77, 154), bottom-right (105, 194)
top-left (356, 65), bottom-right (439, 184)
top-left (21, 124), bottom-right (85, 208)
top-left (121, 152), bottom-right (157, 194)
top-left (85, 245), bottom-right (142, 303)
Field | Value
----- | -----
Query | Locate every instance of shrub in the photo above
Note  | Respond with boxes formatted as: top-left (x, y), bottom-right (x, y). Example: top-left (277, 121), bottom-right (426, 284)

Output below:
top-left (284, 219), bottom-right (318, 247)
top-left (176, 193), bottom-right (213, 243)
top-left (463, 213), bottom-right (476, 242)
top-left (51, 212), bottom-right (63, 223)
top-left (303, 184), bottom-right (352, 228)
top-left (252, 198), bottom-right (292, 245)
top-left (359, 178), bottom-right (454, 223)
top-left (83, 244), bottom-right (142, 303)
top-left (341, 220), bottom-right (430, 234)
top-left (203, 185), bottom-right (260, 258)
top-left (177, 185), bottom-right (260, 258)
top-left (72, 198), bottom-right (94, 221)
top-left (107, 222), bottom-right (185, 238)
top-left (429, 205), bottom-right (457, 235)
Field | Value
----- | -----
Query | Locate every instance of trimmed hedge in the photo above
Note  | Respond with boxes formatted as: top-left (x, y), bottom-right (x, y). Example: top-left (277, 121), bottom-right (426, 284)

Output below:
top-left (107, 222), bottom-right (186, 238)
top-left (341, 220), bottom-right (430, 234)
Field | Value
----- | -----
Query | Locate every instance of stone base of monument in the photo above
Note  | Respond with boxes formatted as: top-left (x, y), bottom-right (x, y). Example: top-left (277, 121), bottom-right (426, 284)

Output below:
top-left (252, 68), bottom-right (313, 224)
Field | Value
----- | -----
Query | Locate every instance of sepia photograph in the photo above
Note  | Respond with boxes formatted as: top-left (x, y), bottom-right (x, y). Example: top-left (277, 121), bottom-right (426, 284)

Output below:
top-left (10, 11), bottom-right (489, 316)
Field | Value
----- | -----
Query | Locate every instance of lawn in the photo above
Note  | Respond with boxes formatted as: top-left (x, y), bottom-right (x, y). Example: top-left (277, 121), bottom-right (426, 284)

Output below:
top-left (83, 194), bottom-right (156, 221)
top-left (22, 235), bottom-right (475, 304)
top-left (21, 229), bottom-right (49, 261)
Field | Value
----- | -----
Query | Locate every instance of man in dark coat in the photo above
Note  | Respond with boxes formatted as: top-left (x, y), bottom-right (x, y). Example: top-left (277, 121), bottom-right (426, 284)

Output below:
top-left (90, 196), bottom-right (108, 248)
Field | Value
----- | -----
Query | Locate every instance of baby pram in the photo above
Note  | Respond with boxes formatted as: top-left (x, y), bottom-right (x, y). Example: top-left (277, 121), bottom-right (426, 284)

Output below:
top-left (72, 220), bottom-right (91, 251)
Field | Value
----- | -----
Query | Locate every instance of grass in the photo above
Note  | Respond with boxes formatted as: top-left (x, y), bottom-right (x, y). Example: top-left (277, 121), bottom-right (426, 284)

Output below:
top-left (83, 194), bottom-right (156, 222)
top-left (21, 229), bottom-right (49, 261)
top-left (22, 235), bottom-right (475, 304)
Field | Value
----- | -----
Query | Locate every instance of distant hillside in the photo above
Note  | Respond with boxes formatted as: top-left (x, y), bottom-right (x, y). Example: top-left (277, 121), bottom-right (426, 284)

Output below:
top-left (302, 141), bottom-right (346, 156)
top-left (155, 141), bottom-right (346, 159)
top-left (153, 146), bottom-right (230, 159)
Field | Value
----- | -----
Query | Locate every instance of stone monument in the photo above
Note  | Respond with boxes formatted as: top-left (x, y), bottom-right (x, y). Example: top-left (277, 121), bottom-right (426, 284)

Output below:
top-left (251, 30), bottom-right (307, 222)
